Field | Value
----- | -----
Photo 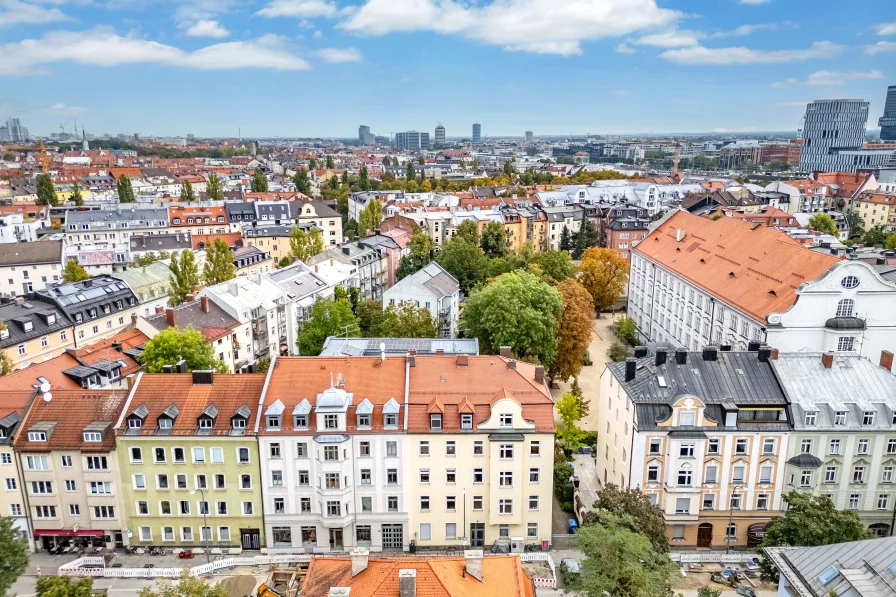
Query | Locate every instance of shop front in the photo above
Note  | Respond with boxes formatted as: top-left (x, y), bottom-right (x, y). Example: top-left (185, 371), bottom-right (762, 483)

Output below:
top-left (34, 528), bottom-right (109, 553)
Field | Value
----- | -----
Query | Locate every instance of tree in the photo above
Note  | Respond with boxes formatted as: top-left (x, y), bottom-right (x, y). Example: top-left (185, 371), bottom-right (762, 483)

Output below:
top-left (760, 492), bottom-right (873, 581)
top-left (406, 161), bottom-right (416, 182)
top-left (863, 224), bottom-right (888, 247)
top-left (461, 270), bottom-right (563, 365)
top-left (117, 174), bottom-right (135, 203)
top-left (251, 168), bottom-right (269, 193)
top-left (255, 357), bottom-right (271, 374)
top-left (556, 391), bottom-right (588, 449)
top-left (845, 210), bottom-right (864, 239)
top-left (418, 155), bottom-right (425, 165)
top-left (168, 250), bottom-right (200, 307)
top-left (591, 484), bottom-right (669, 553)
top-left (70, 181), bottom-right (84, 207)
top-left (289, 227), bottom-right (324, 264)
top-left (808, 213), bottom-right (839, 237)
top-left (559, 225), bottom-right (572, 252)
top-left (356, 299), bottom-right (387, 336)
top-left (180, 179), bottom-right (196, 202)
top-left (36, 174), bottom-right (57, 206)
top-left (454, 220), bottom-right (479, 244)
top-left (292, 168), bottom-right (312, 196)
top-left (358, 165), bottom-right (370, 191)
top-left (573, 218), bottom-right (598, 259)
top-left (36, 575), bottom-right (94, 597)
top-left (0, 516), bottom-right (27, 595)
top-left (479, 221), bottom-right (508, 259)
top-left (325, 155), bottom-right (335, 169)
top-left (549, 279), bottom-right (595, 383)
top-left (202, 238), bottom-right (236, 286)
top-left (886, 233), bottom-right (896, 250)
top-left (697, 587), bottom-right (722, 597)
top-left (397, 233), bottom-right (436, 280)
top-left (358, 200), bottom-right (383, 237)
top-left (436, 238), bottom-right (489, 295)
top-left (62, 259), bottom-right (89, 283)
top-left (137, 573), bottom-right (230, 597)
top-left (308, 157), bottom-right (317, 170)
top-left (206, 172), bottom-right (223, 200)
top-left (531, 250), bottom-right (574, 283)
top-left (298, 297), bottom-right (359, 355)
top-left (614, 316), bottom-right (640, 346)
top-left (579, 247), bottom-right (629, 315)
top-left (576, 513), bottom-right (677, 597)
top-left (767, 160), bottom-right (792, 172)
top-left (377, 301), bottom-right (438, 337)
top-left (503, 160), bottom-right (516, 178)
top-left (382, 156), bottom-right (391, 166)
top-left (141, 327), bottom-right (228, 373)
top-left (0, 350), bottom-right (13, 376)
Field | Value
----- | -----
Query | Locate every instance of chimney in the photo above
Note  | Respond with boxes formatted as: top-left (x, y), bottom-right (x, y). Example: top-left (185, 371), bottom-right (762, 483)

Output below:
top-left (456, 355), bottom-right (469, 367)
top-left (399, 570), bottom-right (416, 597)
top-left (407, 353), bottom-right (415, 368)
top-left (770, 348), bottom-right (779, 360)
top-left (185, 293), bottom-right (194, 303)
top-left (702, 346), bottom-right (718, 362)
top-left (229, 280), bottom-right (239, 296)
top-left (351, 547), bottom-right (369, 577)
top-left (655, 348), bottom-right (667, 367)
top-left (624, 357), bottom-right (637, 382)
top-left (435, 348), bottom-right (445, 356)
top-left (633, 346), bottom-right (648, 358)
top-left (166, 307), bottom-right (176, 327)
top-left (674, 348), bottom-right (687, 365)
top-left (506, 359), bottom-right (517, 371)
top-left (822, 351), bottom-right (834, 369)
top-left (720, 344), bottom-right (732, 352)
top-left (329, 589), bottom-right (351, 597)
top-left (155, 305), bottom-right (165, 314)
top-left (200, 296), bottom-right (210, 313)
top-left (175, 359), bottom-right (187, 374)
top-left (881, 350), bottom-right (894, 372)
top-left (464, 550), bottom-right (483, 582)
top-left (131, 313), bottom-right (138, 325)
top-left (112, 341), bottom-right (122, 352)
top-left (748, 341), bottom-right (761, 352)
top-left (499, 346), bottom-right (513, 359)
top-left (534, 365), bottom-right (545, 384)
top-left (758, 346), bottom-right (772, 362)
top-left (676, 228), bottom-right (686, 242)
top-left (127, 375), bottom-right (137, 391)
top-left (162, 365), bottom-right (173, 374)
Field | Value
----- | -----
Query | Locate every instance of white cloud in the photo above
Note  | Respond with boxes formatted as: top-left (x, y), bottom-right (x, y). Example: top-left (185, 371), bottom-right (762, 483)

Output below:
top-left (338, 0), bottom-right (681, 56)
top-left (186, 19), bottom-right (229, 38)
top-left (298, 19), bottom-right (314, 29)
top-left (660, 40), bottom-right (843, 65)
top-left (774, 70), bottom-right (883, 87)
top-left (255, 0), bottom-right (337, 18)
top-left (615, 42), bottom-right (636, 54)
top-left (708, 21), bottom-right (794, 38)
top-left (866, 41), bottom-right (896, 54)
top-left (875, 22), bottom-right (896, 35)
top-left (46, 103), bottom-right (89, 114)
top-left (0, 0), bottom-right (71, 26)
top-left (175, 0), bottom-right (238, 22)
top-left (313, 30), bottom-right (323, 39)
top-left (0, 28), bottom-right (310, 76)
top-left (315, 47), bottom-right (361, 62)
top-left (738, 0), bottom-right (770, 4)
top-left (636, 29), bottom-right (701, 47)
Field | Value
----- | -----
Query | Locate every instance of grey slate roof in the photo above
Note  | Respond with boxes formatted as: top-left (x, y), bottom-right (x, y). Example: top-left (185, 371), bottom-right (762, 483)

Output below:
top-left (66, 208), bottom-right (169, 225)
top-left (269, 262), bottom-right (329, 300)
top-left (411, 262), bottom-right (459, 298)
top-left (32, 275), bottom-right (137, 322)
top-left (0, 240), bottom-right (62, 266)
top-left (766, 537), bottom-right (896, 597)
top-left (129, 233), bottom-right (192, 253)
top-left (0, 299), bottom-right (71, 348)
top-left (319, 337), bottom-right (479, 357)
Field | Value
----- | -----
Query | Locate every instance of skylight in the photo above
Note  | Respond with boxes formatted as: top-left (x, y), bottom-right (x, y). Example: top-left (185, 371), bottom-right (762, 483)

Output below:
top-left (817, 567), bottom-right (838, 585)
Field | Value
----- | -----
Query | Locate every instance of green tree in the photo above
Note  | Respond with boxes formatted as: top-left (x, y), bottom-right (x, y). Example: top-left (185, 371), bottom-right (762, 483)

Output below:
top-left (760, 492), bottom-right (873, 581)
top-left (886, 233), bottom-right (896, 250)
top-left (180, 179), bottom-right (196, 202)
top-left (808, 213), bottom-right (839, 237)
top-left (767, 160), bottom-right (792, 172)
top-left (377, 301), bottom-right (438, 337)
top-left (590, 484), bottom-right (669, 553)
top-left (692, 154), bottom-right (718, 170)
top-left (141, 327), bottom-right (228, 373)
top-left (293, 168), bottom-right (312, 196)
top-left (206, 172), bottom-right (223, 200)
top-left (579, 247), bottom-right (629, 315)
top-left (845, 211), bottom-right (864, 239)
top-left (356, 299), bottom-right (387, 337)
top-left (117, 174), bottom-right (135, 203)
top-left (0, 350), bottom-right (13, 376)
top-left (436, 238), bottom-right (489, 295)
top-left (255, 357), bottom-right (271, 374)
top-left (454, 220), bottom-right (479, 244)
top-left (549, 279), bottom-right (595, 383)
top-left (62, 259), bottom-right (89, 283)
top-left (556, 391), bottom-right (587, 449)
top-left (1, 153), bottom-right (14, 162)
top-left (36, 174), bottom-right (58, 206)
top-left (298, 297), bottom-right (360, 355)
top-left (36, 575), bottom-right (94, 597)
top-left (202, 238), bottom-right (236, 286)
top-left (382, 156), bottom-right (391, 166)
top-left (406, 161), bottom-right (416, 182)
top-left (559, 225), bottom-right (572, 252)
top-left (168, 249), bottom-right (200, 307)
top-left (531, 250), bottom-right (574, 283)
top-left (358, 165), bottom-right (370, 191)
top-left (70, 181), bottom-right (84, 206)
top-left (554, 461), bottom-right (575, 507)
top-left (348, 286), bottom-right (360, 312)
top-left (289, 227), bottom-right (324, 264)
top-left (503, 160), bottom-right (516, 178)
top-left (396, 233), bottom-right (436, 280)
top-left (0, 516), bottom-right (28, 595)
top-left (250, 168), bottom-right (268, 193)
top-left (137, 573), bottom-right (230, 597)
top-left (863, 224), bottom-right (888, 247)
top-left (461, 270), bottom-right (563, 365)
top-left (325, 155), bottom-right (335, 169)
top-left (697, 587), bottom-right (722, 597)
top-left (573, 218), bottom-right (598, 259)
top-left (479, 221), bottom-right (508, 259)
top-left (308, 158), bottom-right (318, 170)
top-left (577, 513), bottom-right (677, 597)
top-left (358, 200), bottom-right (384, 237)
top-left (418, 155), bottom-right (425, 165)
top-left (614, 316), bottom-right (640, 346)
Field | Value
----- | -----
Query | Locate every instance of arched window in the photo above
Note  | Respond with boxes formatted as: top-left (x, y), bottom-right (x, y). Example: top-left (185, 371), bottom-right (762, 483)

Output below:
top-left (841, 276), bottom-right (860, 289)
top-left (836, 298), bottom-right (854, 318)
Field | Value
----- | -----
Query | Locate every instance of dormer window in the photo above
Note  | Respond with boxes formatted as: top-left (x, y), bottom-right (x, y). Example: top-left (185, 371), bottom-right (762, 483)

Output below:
top-left (430, 414), bottom-right (442, 431)
top-left (22, 320), bottom-right (33, 332)
top-left (499, 413), bottom-right (512, 428)
top-left (28, 431), bottom-right (47, 442)
top-left (232, 419), bottom-right (246, 430)
top-left (461, 414), bottom-right (473, 430)
top-left (267, 416), bottom-right (281, 430)
top-left (46, 314), bottom-right (56, 325)
top-left (358, 414), bottom-right (371, 428)
top-left (680, 411), bottom-right (695, 426)
top-left (294, 415), bottom-right (308, 429)
top-left (83, 431), bottom-right (102, 442)
top-left (324, 415), bottom-right (338, 430)
top-left (198, 418), bottom-right (213, 429)
top-left (834, 411), bottom-right (847, 426)
top-left (158, 419), bottom-right (172, 430)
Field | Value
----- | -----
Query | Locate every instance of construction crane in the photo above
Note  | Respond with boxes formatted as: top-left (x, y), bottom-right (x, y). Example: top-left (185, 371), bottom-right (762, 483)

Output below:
top-left (39, 140), bottom-right (50, 175)
top-left (59, 117), bottom-right (75, 138)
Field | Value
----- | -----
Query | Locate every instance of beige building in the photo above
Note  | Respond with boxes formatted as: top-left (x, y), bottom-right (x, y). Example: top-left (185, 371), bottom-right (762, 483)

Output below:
top-left (13, 388), bottom-right (129, 552)
top-left (291, 200), bottom-right (343, 246)
top-left (0, 391), bottom-right (36, 542)
top-left (0, 297), bottom-right (74, 370)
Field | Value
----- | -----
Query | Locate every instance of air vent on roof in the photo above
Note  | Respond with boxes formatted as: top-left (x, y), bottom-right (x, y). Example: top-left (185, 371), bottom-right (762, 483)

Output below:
top-left (657, 376), bottom-right (667, 388)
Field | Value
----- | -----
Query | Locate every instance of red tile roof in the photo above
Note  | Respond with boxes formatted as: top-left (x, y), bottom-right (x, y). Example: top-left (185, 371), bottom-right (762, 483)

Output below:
top-left (1, 354), bottom-right (84, 392)
top-left (192, 232), bottom-right (242, 250)
top-left (13, 390), bottom-right (128, 452)
top-left (70, 328), bottom-right (149, 378)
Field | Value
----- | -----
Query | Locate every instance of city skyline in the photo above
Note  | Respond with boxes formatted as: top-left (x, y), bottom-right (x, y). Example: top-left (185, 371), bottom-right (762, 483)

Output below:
top-left (0, 0), bottom-right (893, 137)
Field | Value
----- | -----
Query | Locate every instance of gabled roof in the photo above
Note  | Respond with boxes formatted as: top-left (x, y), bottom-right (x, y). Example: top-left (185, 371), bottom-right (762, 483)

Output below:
top-left (0, 240), bottom-right (62, 266)
top-left (13, 390), bottom-right (127, 452)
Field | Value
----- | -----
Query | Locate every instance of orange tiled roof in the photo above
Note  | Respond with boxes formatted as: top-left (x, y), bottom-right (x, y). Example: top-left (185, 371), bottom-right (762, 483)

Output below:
top-left (0, 391), bottom-right (36, 426)
top-left (192, 232), bottom-right (242, 250)
top-left (301, 555), bottom-right (534, 597)
top-left (855, 191), bottom-right (896, 206)
top-left (70, 328), bottom-right (149, 378)
top-left (168, 205), bottom-right (227, 226)
top-left (13, 390), bottom-right (128, 452)
top-left (1, 354), bottom-right (84, 392)
top-left (635, 211), bottom-right (839, 323)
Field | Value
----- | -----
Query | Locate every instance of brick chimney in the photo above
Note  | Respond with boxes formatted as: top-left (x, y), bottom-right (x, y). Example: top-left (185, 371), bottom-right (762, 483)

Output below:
top-left (506, 359), bottom-right (516, 371)
top-left (881, 350), bottom-right (894, 372)
top-left (166, 307), bottom-right (176, 327)
top-left (155, 305), bottom-right (165, 314)
top-left (821, 351), bottom-right (834, 369)
top-left (534, 365), bottom-right (545, 384)
top-left (499, 346), bottom-right (513, 359)
top-left (456, 355), bottom-right (468, 367)
top-left (200, 296), bottom-right (210, 313)
top-left (185, 293), bottom-right (194, 303)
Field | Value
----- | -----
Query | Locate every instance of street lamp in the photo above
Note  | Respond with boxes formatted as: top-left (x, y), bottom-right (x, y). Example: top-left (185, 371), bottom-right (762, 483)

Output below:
top-left (726, 485), bottom-right (742, 555)
top-left (190, 489), bottom-right (211, 563)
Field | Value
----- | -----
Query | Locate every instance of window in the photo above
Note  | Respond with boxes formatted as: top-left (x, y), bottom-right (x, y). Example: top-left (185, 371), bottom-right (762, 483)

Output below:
top-left (359, 441), bottom-right (370, 457)
top-left (675, 497), bottom-right (690, 514)
top-left (198, 501), bottom-right (209, 515)
top-left (499, 472), bottom-right (513, 487)
top-left (837, 337), bottom-right (855, 352)
top-left (500, 413), bottom-right (512, 427)
top-left (726, 524), bottom-right (736, 540)
top-left (857, 439), bottom-right (870, 455)
top-left (238, 448), bottom-right (249, 464)
top-left (756, 494), bottom-right (769, 510)
top-left (849, 494), bottom-right (860, 509)
top-left (388, 496), bottom-right (398, 512)
top-left (759, 465), bottom-right (773, 484)
top-left (461, 413), bottom-right (473, 430)
top-left (163, 527), bottom-right (174, 541)
top-left (298, 471), bottom-right (309, 486)
top-left (430, 414), bottom-right (442, 431)
top-left (295, 442), bottom-right (308, 458)
top-left (680, 444), bottom-right (695, 457)
top-left (841, 275), bottom-right (859, 289)
top-left (730, 494), bottom-right (742, 510)
top-left (326, 501), bottom-right (341, 516)
top-left (677, 470), bottom-right (692, 486)
top-left (499, 499), bottom-right (512, 514)
top-left (176, 475), bottom-right (187, 489)
top-left (829, 439), bottom-right (842, 454)
top-left (83, 431), bottom-right (102, 442)
top-left (357, 414), bottom-right (371, 428)
top-left (885, 467), bottom-right (895, 484)
top-left (735, 439), bottom-right (748, 455)
top-left (528, 495), bottom-right (539, 510)
top-left (649, 438), bottom-right (662, 454)
top-left (801, 439), bottom-right (812, 454)
top-left (94, 506), bottom-right (115, 519)
top-left (89, 481), bottom-right (112, 495)
top-left (134, 475), bottom-right (145, 490)
top-left (160, 501), bottom-right (171, 515)
top-left (804, 411), bottom-right (817, 426)
top-left (270, 443), bottom-right (281, 458)
top-left (853, 466), bottom-right (866, 483)
top-left (35, 505), bottom-right (56, 518)
top-left (473, 441), bottom-right (484, 455)
top-left (324, 415), bottom-right (338, 430)
top-left (26, 455), bottom-right (48, 470)
top-left (704, 465), bottom-right (718, 484)
top-left (446, 469), bottom-right (456, 483)
top-left (419, 441), bottom-right (430, 456)
top-left (324, 446), bottom-right (338, 461)
top-left (31, 481), bottom-right (52, 495)
top-left (499, 444), bottom-right (514, 459)
top-left (703, 494), bottom-right (715, 510)
top-left (800, 470), bottom-right (812, 487)
top-left (446, 441), bottom-right (456, 456)
top-left (473, 496), bottom-right (483, 510)
top-left (836, 299), bottom-right (854, 318)
top-left (680, 411), bottom-right (695, 426)
top-left (325, 473), bottom-right (339, 489)
top-left (863, 411), bottom-right (875, 426)
top-left (174, 448), bottom-right (185, 463)
top-left (294, 415), bottom-right (308, 429)
top-left (420, 496), bottom-right (430, 511)
top-left (267, 416), bottom-right (281, 430)
top-left (271, 471), bottom-right (283, 486)
top-left (419, 523), bottom-right (432, 541)
top-left (360, 469), bottom-right (371, 485)
top-left (139, 527), bottom-right (152, 542)
top-left (27, 431), bottom-right (46, 442)
top-left (732, 466), bottom-right (745, 484)
top-left (825, 466), bottom-right (837, 483)
top-left (387, 469), bottom-right (398, 484)
top-left (192, 447), bottom-right (205, 463)
top-left (879, 494), bottom-right (890, 510)
top-left (196, 474), bottom-right (207, 490)
top-left (137, 501), bottom-right (149, 515)
top-left (4, 478), bottom-right (15, 491)
top-left (182, 527), bottom-right (194, 542)
top-left (384, 414), bottom-right (397, 427)
top-left (529, 468), bottom-right (540, 483)
top-left (762, 439), bottom-right (776, 455)
top-left (386, 441), bottom-right (397, 457)
top-left (420, 469), bottom-right (431, 483)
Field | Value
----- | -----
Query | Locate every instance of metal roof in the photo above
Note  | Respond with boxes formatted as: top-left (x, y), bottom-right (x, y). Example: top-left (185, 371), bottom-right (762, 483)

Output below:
top-left (319, 337), bottom-right (479, 357)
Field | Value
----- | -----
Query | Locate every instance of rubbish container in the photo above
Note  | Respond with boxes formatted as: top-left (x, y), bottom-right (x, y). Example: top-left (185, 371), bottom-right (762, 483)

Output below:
top-left (568, 519), bottom-right (578, 534)
top-left (541, 540), bottom-right (549, 551)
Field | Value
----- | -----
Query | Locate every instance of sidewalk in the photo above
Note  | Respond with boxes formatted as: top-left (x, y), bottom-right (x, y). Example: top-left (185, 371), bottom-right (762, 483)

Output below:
top-left (25, 550), bottom-right (249, 576)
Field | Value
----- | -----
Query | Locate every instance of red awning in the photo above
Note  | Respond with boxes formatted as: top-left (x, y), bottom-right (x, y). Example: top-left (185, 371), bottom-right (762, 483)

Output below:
top-left (34, 529), bottom-right (105, 537)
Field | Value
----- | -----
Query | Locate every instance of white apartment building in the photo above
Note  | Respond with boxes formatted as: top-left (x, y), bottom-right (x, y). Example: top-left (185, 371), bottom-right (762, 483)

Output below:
top-left (267, 262), bottom-right (335, 353)
top-left (64, 208), bottom-right (171, 251)
top-left (0, 240), bottom-right (63, 297)
top-left (0, 213), bottom-right (41, 243)
top-left (383, 263), bottom-right (460, 339)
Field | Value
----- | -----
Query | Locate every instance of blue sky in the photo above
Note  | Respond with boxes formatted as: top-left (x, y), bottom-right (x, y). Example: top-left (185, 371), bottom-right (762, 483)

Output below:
top-left (0, 0), bottom-right (893, 138)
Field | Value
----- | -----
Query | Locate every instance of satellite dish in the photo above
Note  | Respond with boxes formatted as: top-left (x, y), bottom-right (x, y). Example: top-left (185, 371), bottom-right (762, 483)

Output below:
top-left (42, 392), bottom-right (52, 402)
top-left (39, 382), bottom-right (51, 394)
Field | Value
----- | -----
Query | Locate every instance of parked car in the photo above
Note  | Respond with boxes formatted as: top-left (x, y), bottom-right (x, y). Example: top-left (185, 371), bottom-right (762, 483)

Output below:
top-left (575, 446), bottom-right (592, 455)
